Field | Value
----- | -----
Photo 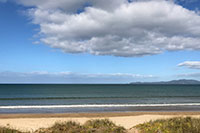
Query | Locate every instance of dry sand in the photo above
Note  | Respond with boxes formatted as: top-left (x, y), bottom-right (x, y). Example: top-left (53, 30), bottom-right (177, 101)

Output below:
top-left (0, 112), bottom-right (200, 132)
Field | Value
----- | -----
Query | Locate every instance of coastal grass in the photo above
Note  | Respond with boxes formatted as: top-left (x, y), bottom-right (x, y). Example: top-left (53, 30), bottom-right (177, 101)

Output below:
top-left (135, 117), bottom-right (200, 133)
top-left (35, 119), bottom-right (126, 133)
top-left (0, 126), bottom-right (23, 133)
top-left (2, 117), bottom-right (200, 133)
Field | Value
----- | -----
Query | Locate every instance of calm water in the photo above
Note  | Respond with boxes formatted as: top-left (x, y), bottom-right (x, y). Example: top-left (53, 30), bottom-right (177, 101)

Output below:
top-left (0, 84), bottom-right (200, 113)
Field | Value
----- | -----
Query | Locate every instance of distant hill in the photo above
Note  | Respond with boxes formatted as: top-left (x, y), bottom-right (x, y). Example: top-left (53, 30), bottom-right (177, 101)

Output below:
top-left (130, 79), bottom-right (200, 85)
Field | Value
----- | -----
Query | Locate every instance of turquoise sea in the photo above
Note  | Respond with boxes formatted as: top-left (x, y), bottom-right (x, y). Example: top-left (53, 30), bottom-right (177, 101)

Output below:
top-left (0, 84), bottom-right (200, 113)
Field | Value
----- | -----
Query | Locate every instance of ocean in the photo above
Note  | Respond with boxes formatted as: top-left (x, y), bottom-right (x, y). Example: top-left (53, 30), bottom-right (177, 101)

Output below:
top-left (0, 84), bottom-right (200, 113)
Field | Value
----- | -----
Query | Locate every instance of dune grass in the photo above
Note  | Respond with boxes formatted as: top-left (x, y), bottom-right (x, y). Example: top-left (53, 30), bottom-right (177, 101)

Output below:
top-left (83, 119), bottom-right (126, 133)
top-left (0, 119), bottom-right (126, 133)
top-left (0, 126), bottom-right (23, 133)
top-left (135, 117), bottom-right (200, 133)
top-left (2, 117), bottom-right (200, 133)
top-left (35, 119), bottom-right (126, 133)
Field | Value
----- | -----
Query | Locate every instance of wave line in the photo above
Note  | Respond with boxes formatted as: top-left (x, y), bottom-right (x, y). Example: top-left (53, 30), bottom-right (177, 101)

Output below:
top-left (1, 103), bottom-right (200, 109)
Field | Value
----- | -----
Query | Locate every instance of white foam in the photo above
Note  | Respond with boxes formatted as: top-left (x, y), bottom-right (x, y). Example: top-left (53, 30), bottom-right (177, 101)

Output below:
top-left (0, 103), bottom-right (200, 109)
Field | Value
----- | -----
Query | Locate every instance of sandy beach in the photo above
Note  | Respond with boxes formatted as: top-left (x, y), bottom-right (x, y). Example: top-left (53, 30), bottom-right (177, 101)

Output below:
top-left (0, 112), bottom-right (200, 132)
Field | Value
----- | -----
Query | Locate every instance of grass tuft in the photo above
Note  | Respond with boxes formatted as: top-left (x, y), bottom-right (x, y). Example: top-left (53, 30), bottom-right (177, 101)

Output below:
top-left (35, 119), bottom-right (126, 133)
top-left (135, 117), bottom-right (200, 133)
top-left (84, 119), bottom-right (126, 133)
top-left (0, 126), bottom-right (23, 133)
top-left (35, 121), bottom-right (85, 133)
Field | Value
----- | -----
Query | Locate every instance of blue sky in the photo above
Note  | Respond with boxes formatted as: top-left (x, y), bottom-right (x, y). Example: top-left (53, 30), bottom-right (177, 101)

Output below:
top-left (0, 0), bottom-right (200, 83)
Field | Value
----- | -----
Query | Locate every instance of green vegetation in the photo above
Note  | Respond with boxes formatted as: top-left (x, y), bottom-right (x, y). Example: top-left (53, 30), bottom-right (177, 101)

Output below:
top-left (35, 121), bottom-right (85, 133)
top-left (0, 126), bottom-right (23, 133)
top-left (135, 117), bottom-right (200, 133)
top-left (2, 117), bottom-right (200, 133)
top-left (35, 119), bottom-right (126, 133)
top-left (83, 119), bottom-right (126, 133)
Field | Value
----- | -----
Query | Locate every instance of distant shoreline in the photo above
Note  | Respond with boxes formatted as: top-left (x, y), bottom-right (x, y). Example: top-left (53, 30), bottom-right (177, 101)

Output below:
top-left (130, 79), bottom-right (200, 85)
top-left (0, 79), bottom-right (200, 85)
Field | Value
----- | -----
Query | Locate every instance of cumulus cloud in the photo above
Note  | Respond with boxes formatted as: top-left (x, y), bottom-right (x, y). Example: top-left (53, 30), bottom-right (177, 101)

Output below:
top-left (17, 0), bottom-right (200, 57)
top-left (16, 0), bottom-right (128, 14)
top-left (178, 61), bottom-right (200, 69)
top-left (0, 71), bottom-right (156, 83)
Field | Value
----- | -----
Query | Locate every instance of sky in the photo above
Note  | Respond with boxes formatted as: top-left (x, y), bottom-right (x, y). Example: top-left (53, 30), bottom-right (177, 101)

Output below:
top-left (0, 0), bottom-right (200, 83)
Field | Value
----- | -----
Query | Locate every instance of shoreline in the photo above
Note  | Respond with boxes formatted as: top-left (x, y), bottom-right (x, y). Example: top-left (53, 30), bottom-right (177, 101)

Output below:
top-left (1, 112), bottom-right (200, 132)
top-left (1, 111), bottom-right (200, 119)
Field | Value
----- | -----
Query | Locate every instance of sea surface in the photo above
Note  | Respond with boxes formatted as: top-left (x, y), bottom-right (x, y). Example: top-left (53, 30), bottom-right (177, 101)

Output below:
top-left (0, 84), bottom-right (200, 113)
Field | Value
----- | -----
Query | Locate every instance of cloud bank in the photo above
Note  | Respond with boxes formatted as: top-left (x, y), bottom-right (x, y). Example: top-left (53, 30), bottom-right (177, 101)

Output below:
top-left (16, 0), bottom-right (200, 57)
top-left (178, 61), bottom-right (200, 69)
top-left (0, 71), bottom-right (155, 83)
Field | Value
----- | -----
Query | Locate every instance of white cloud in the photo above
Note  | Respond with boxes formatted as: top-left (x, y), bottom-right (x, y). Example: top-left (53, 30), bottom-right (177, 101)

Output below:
top-left (178, 61), bottom-right (200, 69)
top-left (17, 0), bottom-right (200, 57)
top-left (0, 71), bottom-right (156, 83)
